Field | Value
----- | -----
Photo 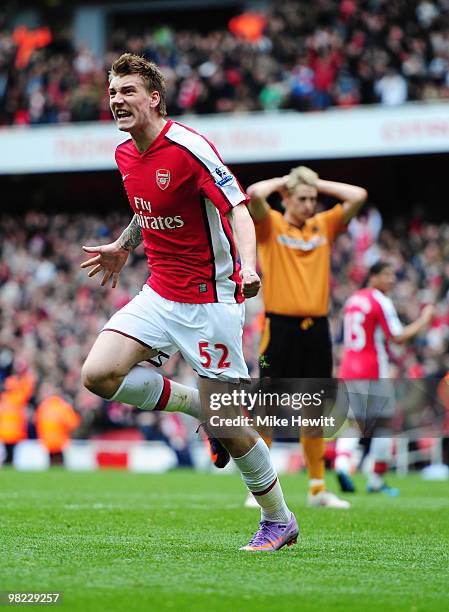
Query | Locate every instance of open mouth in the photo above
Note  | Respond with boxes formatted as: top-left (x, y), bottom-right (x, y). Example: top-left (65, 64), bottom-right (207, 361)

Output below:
top-left (115, 110), bottom-right (132, 119)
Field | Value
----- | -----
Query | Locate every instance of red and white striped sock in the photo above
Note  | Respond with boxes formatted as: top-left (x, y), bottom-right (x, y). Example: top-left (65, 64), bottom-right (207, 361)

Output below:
top-left (335, 434), bottom-right (359, 473)
top-left (110, 365), bottom-right (200, 418)
top-left (367, 436), bottom-right (392, 488)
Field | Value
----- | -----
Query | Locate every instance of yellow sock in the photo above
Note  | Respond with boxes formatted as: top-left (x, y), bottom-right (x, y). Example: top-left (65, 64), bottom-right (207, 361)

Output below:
top-left (301, 435), bottom-right (326, 494)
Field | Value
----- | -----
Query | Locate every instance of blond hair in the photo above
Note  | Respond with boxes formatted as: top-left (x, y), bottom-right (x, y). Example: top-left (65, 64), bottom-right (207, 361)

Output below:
top-left (109, 53), bottom-right (167, 117)
top-left (285, 166), bottom-right (318, 192)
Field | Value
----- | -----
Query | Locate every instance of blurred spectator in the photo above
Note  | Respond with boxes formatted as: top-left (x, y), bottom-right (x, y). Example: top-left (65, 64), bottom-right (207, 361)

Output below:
top-left (0, 395), bottom-right (27, 463)
top-left (288, 58), bottom-right (316, 111)
top-left (348, 207), bottom-right (383, 268)
top-left (34, 384), bottom-right (81, 464)
top-left (12, 26), bottom-right (51, 70)
top-left (0, 370), bottom-right (35, 463)
top-left (375, 68), bottom-right (408, 106)
top-left (228, 12), bottom-right (267, 43)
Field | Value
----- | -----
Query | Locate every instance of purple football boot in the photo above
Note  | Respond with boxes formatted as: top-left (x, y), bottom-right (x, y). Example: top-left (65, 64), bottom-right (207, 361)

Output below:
top-left (240, 513), bottom-right (299, 552)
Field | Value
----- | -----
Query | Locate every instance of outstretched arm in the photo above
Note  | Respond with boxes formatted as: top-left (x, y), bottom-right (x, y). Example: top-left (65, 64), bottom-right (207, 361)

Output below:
top-left (246, 176), bottom-right (289, 222)
top-left (80, 215), bottom-right (143, 288)
top-left (226, 203), bottom-right (261, 298)
top-left (391, 305), bottom-right (435, 344)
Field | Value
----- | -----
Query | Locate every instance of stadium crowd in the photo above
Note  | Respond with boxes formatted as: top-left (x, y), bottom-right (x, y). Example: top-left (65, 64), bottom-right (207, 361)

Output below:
top-left (1, 0), bottom-right (449, 125)
top-left (1, 205), bottom-right (449, 412)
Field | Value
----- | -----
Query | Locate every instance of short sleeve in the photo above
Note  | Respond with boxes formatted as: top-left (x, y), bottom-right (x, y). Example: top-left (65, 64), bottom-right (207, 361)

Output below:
top-left (374, 292), bottom-right (404, 339)
top-left (316, 204), bottom-right (347, 243)
top-left (200, 167), bottom-right (249, 215)
top-left (255, 209), bottom-right (280, 243)
top-left (164, 122), bottom-right (248, 215)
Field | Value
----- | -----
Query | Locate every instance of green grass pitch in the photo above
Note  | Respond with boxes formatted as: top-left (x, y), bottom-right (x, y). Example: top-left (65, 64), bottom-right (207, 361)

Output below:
top-left (1, 468), bottom-right (448, 611)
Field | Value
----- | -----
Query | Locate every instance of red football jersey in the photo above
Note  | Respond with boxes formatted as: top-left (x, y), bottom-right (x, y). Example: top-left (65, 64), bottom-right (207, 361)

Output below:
top-left (339, 287), bottom-right (403, 379)
top-left (115, 119), bottom-right (249, 304)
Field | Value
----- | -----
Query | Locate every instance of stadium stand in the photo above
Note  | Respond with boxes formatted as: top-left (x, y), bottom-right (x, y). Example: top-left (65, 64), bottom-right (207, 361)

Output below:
top-left (1, 0), bottom-right (449, 125)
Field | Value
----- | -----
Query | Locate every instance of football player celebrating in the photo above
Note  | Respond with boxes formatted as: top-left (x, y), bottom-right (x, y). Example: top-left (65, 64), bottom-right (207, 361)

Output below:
top-left (80, 53), bottom-right (298, 552)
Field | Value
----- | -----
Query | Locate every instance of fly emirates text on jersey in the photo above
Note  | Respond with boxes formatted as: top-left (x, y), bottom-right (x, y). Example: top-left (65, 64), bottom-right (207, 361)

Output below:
top-left (134, 196), bottom-right (185, 231)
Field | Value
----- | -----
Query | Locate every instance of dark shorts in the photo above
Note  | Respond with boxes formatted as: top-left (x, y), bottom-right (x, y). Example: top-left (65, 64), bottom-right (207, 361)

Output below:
top-left (254, 313), bottom-right (336, 437)
top-left (260, 313), bottom-right (333, 379)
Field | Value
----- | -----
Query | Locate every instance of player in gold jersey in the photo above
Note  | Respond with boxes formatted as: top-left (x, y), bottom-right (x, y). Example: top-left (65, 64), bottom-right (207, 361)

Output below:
top-left (247, 165), bottom-right (367, 508)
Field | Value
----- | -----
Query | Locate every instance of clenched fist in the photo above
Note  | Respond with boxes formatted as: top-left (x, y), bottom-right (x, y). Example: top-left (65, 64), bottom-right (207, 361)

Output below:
top-left (240, 268), bottom-right (261, 299)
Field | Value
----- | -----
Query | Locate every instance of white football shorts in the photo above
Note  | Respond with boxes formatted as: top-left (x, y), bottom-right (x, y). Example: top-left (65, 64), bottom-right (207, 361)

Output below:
top-left (344, 380), bottom-right (396, 422)
top-left (102, 284), bottom-right (249, 382)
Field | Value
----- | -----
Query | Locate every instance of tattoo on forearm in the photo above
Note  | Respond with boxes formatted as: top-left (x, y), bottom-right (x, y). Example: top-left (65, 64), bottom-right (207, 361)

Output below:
top-left (118, 215), bottom-right (143, 251)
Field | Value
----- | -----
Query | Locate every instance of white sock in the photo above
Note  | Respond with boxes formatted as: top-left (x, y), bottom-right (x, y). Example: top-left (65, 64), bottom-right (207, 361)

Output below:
top-left (110, 365), bottom-right (200, 418)
top-left (367, 436), bottom-right (392, 488)
top-left (369, 435), bottom-right (393, 463)
top-left (234, 438), bottom-right (291, 523)
top-left (335, 435), bottom-right (359, 473)
top-left (309, 479), bottom-right (325, 493)
top-left (368, 472), bottom-right (384, 489)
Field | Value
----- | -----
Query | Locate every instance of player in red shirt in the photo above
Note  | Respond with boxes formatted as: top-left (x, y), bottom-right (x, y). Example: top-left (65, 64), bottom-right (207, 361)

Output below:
top-left (80, 53), bottom-right (298, 552)
top-left (336, 261), bottom-right (434, 493)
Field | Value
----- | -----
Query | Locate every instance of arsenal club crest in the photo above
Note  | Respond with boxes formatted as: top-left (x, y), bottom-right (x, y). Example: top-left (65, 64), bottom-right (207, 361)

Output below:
top-left (156, 169), bottom-right (170, 190)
